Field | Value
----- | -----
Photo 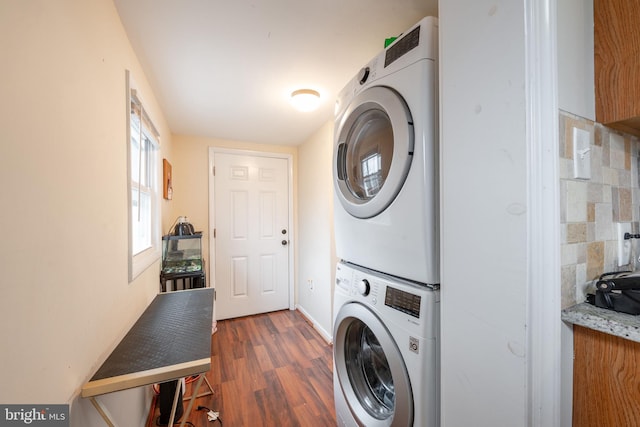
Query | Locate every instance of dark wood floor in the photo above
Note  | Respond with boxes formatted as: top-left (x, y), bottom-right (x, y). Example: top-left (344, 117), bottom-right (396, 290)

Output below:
top-left (148, 309), bottom-right (336, 426)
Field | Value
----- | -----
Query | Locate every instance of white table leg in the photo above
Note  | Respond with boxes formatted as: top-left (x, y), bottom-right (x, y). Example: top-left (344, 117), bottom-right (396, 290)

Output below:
top-left (180, 375), bottom-right (205, 427)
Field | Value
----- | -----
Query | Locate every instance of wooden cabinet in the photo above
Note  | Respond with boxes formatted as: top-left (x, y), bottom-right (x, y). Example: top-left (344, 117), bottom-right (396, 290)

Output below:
top-left (572, 325), bottom-right (640, 426)
top-left (594, 0), bottom-right (640, 136)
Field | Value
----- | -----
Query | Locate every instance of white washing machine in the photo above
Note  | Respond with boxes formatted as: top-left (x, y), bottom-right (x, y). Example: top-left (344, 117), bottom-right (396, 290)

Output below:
top-left (333, 261), bottom-right (439, 427)
top-left (333, 16), bottom-right (439, 285)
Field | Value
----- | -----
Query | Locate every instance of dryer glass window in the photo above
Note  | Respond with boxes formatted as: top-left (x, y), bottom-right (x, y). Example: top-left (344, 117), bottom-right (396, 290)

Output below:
top-left (345, 319), bottom-right (394, 420)
top-left (345, 109), bottom-right (393, 200)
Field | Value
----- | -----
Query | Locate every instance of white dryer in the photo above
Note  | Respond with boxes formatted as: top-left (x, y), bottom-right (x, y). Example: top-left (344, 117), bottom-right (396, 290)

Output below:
top-left (333, 261), bottom-right (439, 427)
top-left (333, 17), bottom-right (439, 285)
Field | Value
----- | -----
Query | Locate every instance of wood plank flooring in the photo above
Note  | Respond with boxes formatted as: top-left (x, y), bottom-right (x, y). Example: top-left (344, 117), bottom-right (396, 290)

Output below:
top-left (148, 309), bottom-right (336, 426)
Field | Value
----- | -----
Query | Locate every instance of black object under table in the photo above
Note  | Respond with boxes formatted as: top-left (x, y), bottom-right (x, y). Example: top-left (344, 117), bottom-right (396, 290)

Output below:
top-left (160, 268), bottom-right (206, 292)
top-left (82, 287), bottom-right (214, 427)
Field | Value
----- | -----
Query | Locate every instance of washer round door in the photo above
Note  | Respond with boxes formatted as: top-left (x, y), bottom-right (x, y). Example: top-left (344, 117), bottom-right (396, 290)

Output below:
top-left (333, 302), bottom-right (413, 427)
top-left (333, 86), bottom-right (414, 219)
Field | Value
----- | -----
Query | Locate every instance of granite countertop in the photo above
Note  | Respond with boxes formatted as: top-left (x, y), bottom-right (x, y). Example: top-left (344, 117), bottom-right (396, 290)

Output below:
top-left (562, 302), bottom-right (640, 343)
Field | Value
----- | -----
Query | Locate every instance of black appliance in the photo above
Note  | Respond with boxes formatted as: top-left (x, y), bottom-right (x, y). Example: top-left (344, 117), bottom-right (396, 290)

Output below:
top-left (157, 380), bottom-right (184, 425)
top-left (173, 216), bottom-right (195, 236)
top-left (593, 271), bottom-right (640, 315)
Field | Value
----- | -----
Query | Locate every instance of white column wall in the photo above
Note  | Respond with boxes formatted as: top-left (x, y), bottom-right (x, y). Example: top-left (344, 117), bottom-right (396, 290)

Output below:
top-left (439, 2), bottom-right (529, 425)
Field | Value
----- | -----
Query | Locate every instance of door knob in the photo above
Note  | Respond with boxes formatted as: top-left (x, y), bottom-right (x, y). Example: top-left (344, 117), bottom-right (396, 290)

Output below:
top-left (281, 240), bottom-right (288, 246)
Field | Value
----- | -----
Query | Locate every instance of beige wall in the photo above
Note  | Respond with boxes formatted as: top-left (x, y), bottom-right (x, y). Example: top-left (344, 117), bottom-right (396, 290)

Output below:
top-left (170, 134), bottom-right (298, 297)
top-left (0, 1), bottom-right (173, 425)
top-left (296, 121), bottom-right (336, 340)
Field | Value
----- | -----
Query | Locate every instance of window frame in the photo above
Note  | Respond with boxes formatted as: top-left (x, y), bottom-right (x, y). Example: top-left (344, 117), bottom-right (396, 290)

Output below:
top-left (127, 70), bottom-right (161, 282)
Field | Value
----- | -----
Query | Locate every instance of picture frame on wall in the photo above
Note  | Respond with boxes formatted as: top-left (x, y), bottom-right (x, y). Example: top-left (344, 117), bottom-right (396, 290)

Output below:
top-left (163, 159), bottom-right (173, 200)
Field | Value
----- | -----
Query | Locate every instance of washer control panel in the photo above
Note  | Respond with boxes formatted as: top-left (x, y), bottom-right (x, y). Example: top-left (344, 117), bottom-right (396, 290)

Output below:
top-left (335, 261), bottom-right (439, 339)
top-left (336, 262), bottom-right (421, 317)
top-left (335, 262), bottom-right (378, 304)
top-left (384, 286), bottom-right (421, 318)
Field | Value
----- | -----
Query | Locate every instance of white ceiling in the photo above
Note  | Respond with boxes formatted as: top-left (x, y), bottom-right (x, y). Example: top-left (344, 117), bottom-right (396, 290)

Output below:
top-left (113, 0), bottom-right (438, 146)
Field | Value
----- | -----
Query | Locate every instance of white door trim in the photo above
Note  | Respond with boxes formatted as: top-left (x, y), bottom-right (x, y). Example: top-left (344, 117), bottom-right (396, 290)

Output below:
top-left (525, 0), bottom-right (562, 426)
top-left (208, 147), bottom-right (295, 314)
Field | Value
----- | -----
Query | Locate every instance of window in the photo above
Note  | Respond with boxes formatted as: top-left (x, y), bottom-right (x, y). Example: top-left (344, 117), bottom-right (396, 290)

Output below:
top-left (361, 152), bottom-right (383, 197)
top-left (127, 71), bottom-right (161, 282)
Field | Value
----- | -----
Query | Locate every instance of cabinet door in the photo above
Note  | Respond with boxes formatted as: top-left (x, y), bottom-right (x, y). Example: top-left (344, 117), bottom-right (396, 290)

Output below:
top-left (594, 0), bottom-right (640, 136)
top-left (572, 325), bottom-right (640, 426)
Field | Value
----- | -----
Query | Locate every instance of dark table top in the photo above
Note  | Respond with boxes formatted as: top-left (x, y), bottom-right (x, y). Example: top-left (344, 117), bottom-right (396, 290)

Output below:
top-left (82, 287), bottom-right (214, 397)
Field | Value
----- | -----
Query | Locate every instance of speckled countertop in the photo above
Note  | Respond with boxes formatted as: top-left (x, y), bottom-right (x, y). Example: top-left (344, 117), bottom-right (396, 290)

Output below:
top-left (562, 303), bottom-right (640, 343)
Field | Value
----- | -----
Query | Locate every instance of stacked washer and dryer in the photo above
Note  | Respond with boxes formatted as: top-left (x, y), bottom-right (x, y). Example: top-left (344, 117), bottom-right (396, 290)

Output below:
top-left (332, 17), bottom-right (440, 427)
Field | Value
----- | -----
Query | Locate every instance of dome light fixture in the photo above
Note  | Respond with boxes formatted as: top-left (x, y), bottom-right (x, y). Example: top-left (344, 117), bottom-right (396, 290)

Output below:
top-left (290, 89), bottom-right (321, 112)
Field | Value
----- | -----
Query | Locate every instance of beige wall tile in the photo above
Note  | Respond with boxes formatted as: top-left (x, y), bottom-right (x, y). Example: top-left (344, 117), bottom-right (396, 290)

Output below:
top-left (560, 111), bottom-right (639, 306)
top-left (587, 202), bottom-right (596, 222)
top-left (594, 124), bottom-right (603, 147)
top-left (625, 137), bottom-right (631, 170)
top-left (565, 180), bottom-right (588, 222)
top-left (612, 187), bottom-right (632, 222)
top-left (561, 264), bottom-right (577, 309)
top-left (567, 223), bottom-right (587, 243)
top-left (587, 241), bottom-right (604, 280)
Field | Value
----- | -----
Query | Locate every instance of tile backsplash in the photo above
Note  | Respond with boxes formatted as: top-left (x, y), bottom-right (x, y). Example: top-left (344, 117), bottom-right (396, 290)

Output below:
top-left (560, 110), bottom-right (640, 309)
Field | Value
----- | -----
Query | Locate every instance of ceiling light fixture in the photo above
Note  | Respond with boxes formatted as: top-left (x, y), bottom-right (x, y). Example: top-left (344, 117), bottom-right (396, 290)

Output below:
top-left (290, 89), bottom-right (321, 112)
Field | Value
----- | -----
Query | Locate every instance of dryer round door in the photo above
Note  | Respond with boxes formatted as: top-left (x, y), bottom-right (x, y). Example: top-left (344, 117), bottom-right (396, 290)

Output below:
top-left (333, 302), bottom-right (413, 427)
top-left (334, 86), bottom-right (414, 219)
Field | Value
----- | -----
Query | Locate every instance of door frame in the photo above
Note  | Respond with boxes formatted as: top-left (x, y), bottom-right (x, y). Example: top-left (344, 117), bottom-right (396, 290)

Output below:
top-left (208, 147), bottom-right (295, 315)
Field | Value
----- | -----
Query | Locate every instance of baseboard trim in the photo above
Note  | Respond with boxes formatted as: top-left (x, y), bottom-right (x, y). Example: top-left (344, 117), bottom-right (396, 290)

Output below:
top-left (295, 305), bottom-right (333, 345)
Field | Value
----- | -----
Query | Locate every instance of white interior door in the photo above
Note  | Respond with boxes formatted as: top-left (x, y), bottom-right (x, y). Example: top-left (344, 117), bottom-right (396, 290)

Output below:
top-left (211, 150), bottom-right (291, 320)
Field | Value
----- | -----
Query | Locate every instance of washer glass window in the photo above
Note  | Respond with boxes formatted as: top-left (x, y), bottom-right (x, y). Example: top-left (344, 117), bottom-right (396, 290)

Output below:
top-left (345, 319), bottom-right (394, 419)
top-left (344, 109), bottom-right (394, 201)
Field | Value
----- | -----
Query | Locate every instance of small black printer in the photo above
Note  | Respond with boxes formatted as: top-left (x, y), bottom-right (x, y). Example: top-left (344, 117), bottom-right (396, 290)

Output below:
top-left (593, 271), bottom-right (640, 315)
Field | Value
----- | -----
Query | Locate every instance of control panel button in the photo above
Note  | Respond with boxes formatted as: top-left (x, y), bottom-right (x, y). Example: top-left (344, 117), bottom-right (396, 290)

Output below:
top-left (358, 67), bottom-right (370, 85)
top-left (357, 279), bottom-right (370, 296)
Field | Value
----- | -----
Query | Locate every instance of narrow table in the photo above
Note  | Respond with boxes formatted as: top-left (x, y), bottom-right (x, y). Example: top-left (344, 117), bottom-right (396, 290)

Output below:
top-left (82, 287), bottom-right (214, 427)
